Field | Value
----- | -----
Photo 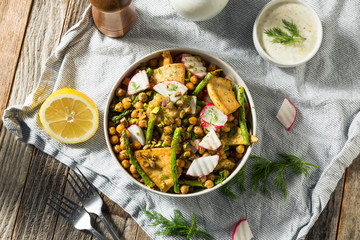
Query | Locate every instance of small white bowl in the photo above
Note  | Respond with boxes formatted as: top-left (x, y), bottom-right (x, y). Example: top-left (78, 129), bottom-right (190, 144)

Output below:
top-left (253, 0), bottom-right (323, 68)
top-left (104, 48), bottom-right (257, 197)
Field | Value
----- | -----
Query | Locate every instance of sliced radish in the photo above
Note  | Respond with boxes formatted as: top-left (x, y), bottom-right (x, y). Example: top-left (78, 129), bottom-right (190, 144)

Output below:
top-left (182, 95), bottom-right (197, 114)
top-left (202, 89), bottom-right (213, 103)
top-left (127, 124), bottom-right (145, 146)
top-left (181, 54), bottom-right (207, 79)
top-left (199, 129), bottom-right (221, 150)
top-left (186, 155), bottom-right (219, 177)
top-left (276, 98), bottom-right (297, 131)
top-left (190, 139), bottom-right (200, 153)
top-left (200, 103), bottom-right (228, 131)
top-left (153, 81), bottom-right (188, 102)
top-left (127, 70), bottom-right (150, 95)
top-left (232, 219), bottom-right (253, 240)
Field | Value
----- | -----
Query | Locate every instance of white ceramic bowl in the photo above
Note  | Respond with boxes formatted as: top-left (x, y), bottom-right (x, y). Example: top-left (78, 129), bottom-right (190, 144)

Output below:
top-left (253, 0), bottom-right (323, 68)
top-left (104, 48), bottom-right (257, 197)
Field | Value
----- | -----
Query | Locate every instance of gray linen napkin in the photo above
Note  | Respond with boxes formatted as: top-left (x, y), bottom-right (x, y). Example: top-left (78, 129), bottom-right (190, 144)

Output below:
top-left (3, 0), bottom-right (360, 239)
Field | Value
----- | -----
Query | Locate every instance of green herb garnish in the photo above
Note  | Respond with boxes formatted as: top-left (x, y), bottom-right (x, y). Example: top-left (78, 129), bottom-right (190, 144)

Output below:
top-left (146, 67), bottom-right (153, 79)
top-left (130, 81), bottom-right (140, 93)
top-left (222, 154), bottom-right (318, 200)
top-left (215, 170), bottom-right (228, 184)
top-left (264, 19), bottom-right (306, 45)
top-left (143, 208), bottom-right (213, 240)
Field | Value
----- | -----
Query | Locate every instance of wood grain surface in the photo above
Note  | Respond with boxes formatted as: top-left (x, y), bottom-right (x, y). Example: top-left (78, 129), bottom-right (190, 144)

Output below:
top-left (0, 0), bottom-right (359, 239)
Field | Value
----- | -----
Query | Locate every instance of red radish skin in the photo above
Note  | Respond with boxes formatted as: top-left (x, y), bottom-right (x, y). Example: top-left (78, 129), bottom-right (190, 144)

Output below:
top-left (127, 70), bottom-right (150, 95)
top-left (181, 53), bottom-right (207, 79)
top-left (276, 98), bottom-right (297, 131)
top-left (153, 80), bottom-right (188, 102)
top-left (186, 155), bottom-right (219, 177)
top-left (232, 219), bottom-right (253, 240)
top-left (127, 124), bottom-right (145, 146)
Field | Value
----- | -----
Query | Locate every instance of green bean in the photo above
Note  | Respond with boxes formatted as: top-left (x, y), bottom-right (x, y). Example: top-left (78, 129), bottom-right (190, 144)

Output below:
top-left (146, 117), bottom-right (156, 146)
top-left (112, 110), bottom-right (131, 123)
top-left (237, 86), bottom-right (249, 145)
top-left (178, 180), bottom-right (205, 187)
top-left (122, 131), bottom-right (154, 187)
top-left (192, 72), bottom-right (213, 96)
top-left (171, 128), bottom-right (181, 193)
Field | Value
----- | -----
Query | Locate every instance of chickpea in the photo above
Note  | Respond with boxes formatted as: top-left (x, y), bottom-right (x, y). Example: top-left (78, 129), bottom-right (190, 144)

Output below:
top-left (116, 88), bottom-right (126, 97)
top-left (132, 141), bottom-right (142, 150)
top-left (133, 172), bottom-right (140, 178)
top-left (186, 82), bottom-right (195, 91)
top-left (149, 58), bottom-right (158, 68)
top-left (131, 110), bottom-right (139, 118)
top-left (204, 180), bottom-right (214, 189)
top-left (120, 141), bottom-right (126, 150)
top-left (109, 127), bottom-right (116, 135)
top-left (193, 126), bottom-right (203, 135)
top-left (122, 77), bottom-right (131, 86)
top-left (134, 101), bottom-right (143, 109)
top-left (202, 152), bottom-right (210, 157)
top-left (121, 160), bottom-right (130, 169)
top-left (236, 145), bottom-right (245, 154)
top-left (122, 97), bottom-right (131, 105)
top-left (116, 124), bottom-right (126, 134)
top-left (190, 75), bottom-right (199, 84)
top-left (174, 118), bottom-right (182, 126)
top-left (200, 176), bottom-right (207, 183)
top-left (198, 147), bottom-right (205, 155)
top-left (176, 159), bottom-right (186, 168)
top-left (129, 164), bottom-right (137, 174)
top-left (207, 63), bottom-right (217, 72)
top-left (221, 123), bottom-right (231, 132)
top-left (118, 150), bottom-right (128, 160)
top-left (138, 92), bottom-right (148, 102)
top-left (123, 101), bottom-right (132, 110)
top-left (184, 161), bottom-right (192, 169)
top-left (235, 152), bottom-right (243, 159)
top-left (207, 173), bottom-right (216, 181)
top-left (228, 114), bottom-right (235, 122)
top-left (110, 135), bottom-right (119, 145)
top-left (164, 136), bottom-right (172, 146)
top-left (125, 129), bottom-right (131, 138)
top-left (188, 117), bottom-right (197, 125)
top-left (164, 116), bottom-right (173, 125)
top-left (139, 119), bottom-right (148, 128)
top-left (180, 185), bottom-right (189, 194)
top-left (163, 126), bottom-right (173, 134)
top-left (233, 119), bottom-right (239, 126)
top-left (114, 102), bottom-right (124, 112)
top-left (113, 145), bottom-right (121, 153)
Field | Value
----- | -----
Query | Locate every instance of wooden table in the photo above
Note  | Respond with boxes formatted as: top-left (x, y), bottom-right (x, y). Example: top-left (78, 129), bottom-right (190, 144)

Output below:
top-left (0, 0), bottom-right (359, 239)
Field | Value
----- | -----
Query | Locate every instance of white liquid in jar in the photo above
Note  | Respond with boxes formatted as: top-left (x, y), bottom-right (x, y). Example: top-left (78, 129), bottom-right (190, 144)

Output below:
top-left (257, 2), bottom-right (319, 64)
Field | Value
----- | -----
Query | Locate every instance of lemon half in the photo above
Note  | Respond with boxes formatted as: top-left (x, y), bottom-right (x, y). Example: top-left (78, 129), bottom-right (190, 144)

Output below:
top-left (39, 88), bottom-right (99, 144)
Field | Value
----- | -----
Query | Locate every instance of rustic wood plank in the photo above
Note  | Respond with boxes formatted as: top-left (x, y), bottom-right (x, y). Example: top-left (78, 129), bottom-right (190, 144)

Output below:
top-left (135, 225), bottom-right (152, 240)
top-left (0, 128), bottom-right (34, 239)
top-left (337, 156), bottom-right (360, 240)
top-left (0, 0), bottom-right (33, 127)
top-left (11, 153), bottom-right (69, 239)
top-left (306, 175), bottom-right (345, 240)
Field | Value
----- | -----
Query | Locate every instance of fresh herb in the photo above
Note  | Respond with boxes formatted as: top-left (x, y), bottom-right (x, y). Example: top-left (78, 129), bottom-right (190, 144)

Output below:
top-left (264, 19), bottom-right (306, 45)
top-left (151, 106), bottom-right (160, 114)
top-left (131, 94), bottom-right (139, 106)
top-left (158, 69), bottom-right (162, 75)
top-left (169, 83), bottom-right (178, 92)
top-left (203, 108), bottom-right (218, 126)
top-left (130, 81), bottom-right (140, 93)
top-left (215, 170), bottom-right (228, 184)
top-left (228, 126), bottom-right (238, 138)
top-left (146, 67), bottom-right (153, 79)
top-left (139, 62), bottom-right (148, 67)
top-left (222, 154), bottom-right (318, 200)
top-left (143, 208), bottom-right (213, 240)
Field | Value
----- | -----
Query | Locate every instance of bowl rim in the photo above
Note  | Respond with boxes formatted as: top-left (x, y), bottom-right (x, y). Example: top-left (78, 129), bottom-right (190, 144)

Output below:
top-left (252, 0), bottom-right (323, 68)
top-left (104, 48), bottom-right (257, 197)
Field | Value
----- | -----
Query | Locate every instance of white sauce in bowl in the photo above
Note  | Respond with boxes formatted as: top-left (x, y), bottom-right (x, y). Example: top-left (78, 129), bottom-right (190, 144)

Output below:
top-left (257, 1), bottom-right (320, 64)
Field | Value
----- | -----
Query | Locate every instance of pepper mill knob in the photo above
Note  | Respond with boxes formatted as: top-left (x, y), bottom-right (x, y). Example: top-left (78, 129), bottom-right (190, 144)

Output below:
top-left (89, 0), bottom-right (136, 38)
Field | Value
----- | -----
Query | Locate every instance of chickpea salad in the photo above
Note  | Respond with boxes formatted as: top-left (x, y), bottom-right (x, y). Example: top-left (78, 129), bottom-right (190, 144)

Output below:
top-left (107, 51), bottom-right (258, 194)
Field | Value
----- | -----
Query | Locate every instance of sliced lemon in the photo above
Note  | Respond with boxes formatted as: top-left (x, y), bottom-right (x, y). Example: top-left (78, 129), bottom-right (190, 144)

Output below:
top-left (39, 88), bottom-right (99, 144)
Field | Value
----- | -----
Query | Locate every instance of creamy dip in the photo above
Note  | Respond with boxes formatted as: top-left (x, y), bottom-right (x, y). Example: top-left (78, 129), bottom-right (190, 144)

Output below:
top-left (257, 1), bottom-right (319, 64)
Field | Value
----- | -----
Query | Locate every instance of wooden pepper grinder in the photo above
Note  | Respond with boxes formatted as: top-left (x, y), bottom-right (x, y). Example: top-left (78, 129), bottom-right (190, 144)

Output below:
top-left (89, 0), bottom-right (136, 38)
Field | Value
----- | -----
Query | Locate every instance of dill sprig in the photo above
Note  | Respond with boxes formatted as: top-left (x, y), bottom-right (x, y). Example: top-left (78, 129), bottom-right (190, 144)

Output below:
top-left (143, 208), bottom-right (213, 240)
top-left (264, 19), bottom-right (306, 45)
top-left (222, 154), bottom-right (318, 200)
